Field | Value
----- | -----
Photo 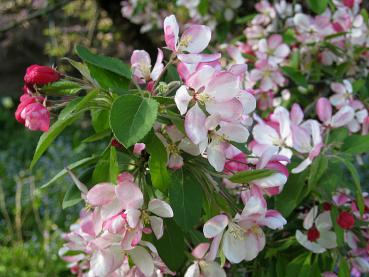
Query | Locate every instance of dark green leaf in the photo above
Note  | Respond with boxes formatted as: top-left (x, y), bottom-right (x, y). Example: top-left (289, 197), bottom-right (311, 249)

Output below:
top-left (144, 131), bottom-right (170, 192)
top-left (275, 168), bottom-right (309, 217)
top-left (75, 45), bottom-right (131, 79)
top-left (333, 156), bottom-right (364, 216)
top-left (169, 169), bottom-right (203, 231)
top-left (308, 155), bottom-right (328, 191)
top-left (307, 0), bottom-right (329, 14)
top-left (41, 156), bottom-right (98, 189)
top-left (281, 66), bottom-right (308, 87)
top-left (63, 57), bottom-right (93, 82)
top-left (342, 134), bottom-right (369, 154)
top-left (286, 253), bottom-right (311, 277)
top-left (83, 129), bottom-right (111, 143)
top-left (110, 95), bottom-right (159, 147)
top-left (229, 169), bottom-right (276, 184)
top-left (88, 64), bottom-right (129, 94)
top-left (152, 219), bottom-right (185, 271)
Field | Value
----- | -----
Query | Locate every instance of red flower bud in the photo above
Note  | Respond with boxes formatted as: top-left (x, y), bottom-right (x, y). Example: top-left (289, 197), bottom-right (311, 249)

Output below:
top-left (307, 226), bottom-right (320, 242)
top-left (343, 0), bottom-right (354, 8)
top-left (337, 211), bottom-right (355, 230)
top-left (24, 64), bottom-right (60, 85)
top-left (323, 202), bottom-right (332, 211)
top-left (111, 139), bottom-right (123, 149)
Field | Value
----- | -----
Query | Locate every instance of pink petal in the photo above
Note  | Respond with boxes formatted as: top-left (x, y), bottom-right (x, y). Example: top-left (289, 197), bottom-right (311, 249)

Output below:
top-left (186, 66), bottom-right (216, 91)
top-left (206, 72), bottom-right (240, 102)
top-left (175, 85), bottom-right (193, 115)
top-left (222, 228), bottom-right (248, 263)
top-left (316, 97), bottom-right (332, 123)
top-left (128, 246), bottom-right (154, 277)
top-left (207, 140), bottom-right (227, 172)
top-left (181, 25), bottom-right (211, 53)
top-left (150, 48), bottom-right (164, 81)
top-left (164, 15), bottom-right (179, 51)
top-left (331, 105), bottom-right (355, 127)
top-left (205, 99), bottom-right (243, 121)
top-left (185, 103), bottom-right (208, 145)
top-left (86, 183), bottom-right (115, 206)
top-left (125, 209), bottom-right (141, 228)
top-left (149, 215), bottom-right (164, 239)
top-left (203, 214), bottom-right (229, 238)
top-left (177, 53), bottom-right (221, 64)
top-left (192, 243), bottom-right (210, 259)
top-left (268, 34), bottom-right (283, 48)
top-left (116, 180), bottom-right (144, 210)
top-left (148, 199), bottom-right (173, 218)
top-left (217, 122), bottom-right (250, 143)
top-left (290, 103), bottom-right (304, 125)
top-left (259, 210), bottom-right (287, 229)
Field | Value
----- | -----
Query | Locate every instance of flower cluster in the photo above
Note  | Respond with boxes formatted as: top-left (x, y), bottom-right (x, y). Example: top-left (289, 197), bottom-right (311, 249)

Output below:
top-left (15, 1), bottom-right (369, 276)
top-left (60, 172), bottom-right (175, 276)
top-left (15, 65), bottom-right (59, 131)
top-left (296, 189), bottom-right (369, 275)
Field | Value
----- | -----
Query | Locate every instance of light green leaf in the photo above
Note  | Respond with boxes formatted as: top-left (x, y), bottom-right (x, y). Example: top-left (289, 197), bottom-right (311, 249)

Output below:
top-left (41, 156), bottom-right (98, 189)
top-left (30, 90), bottom-right (98, 168)
top-left (109, 147), bottom-right (119, 182)
top-left (110, 95), bottom-right (159, 148)
top-left (41, 80), bottom-right (82, 95)
top-left (62, 184), bottom-right (82, 209)
top-left (338, 259), bottom-right (350, 277)
top-left (228, 169), bottom-right (276, 184)
top-left (308, 155), bottom-right (328, 191)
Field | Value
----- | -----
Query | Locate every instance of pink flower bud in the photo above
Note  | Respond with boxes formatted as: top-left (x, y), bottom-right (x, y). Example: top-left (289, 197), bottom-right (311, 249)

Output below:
top-left (24, 64), bottom-right (60, 85)
top-left (316, 97), bottom-right (332, 124)
top-left (133, 143), bottom-right (146, 155)
top-left (343, 0), bottom-right (354, 8)
top-left (21, 102), bottom-right (50, 132)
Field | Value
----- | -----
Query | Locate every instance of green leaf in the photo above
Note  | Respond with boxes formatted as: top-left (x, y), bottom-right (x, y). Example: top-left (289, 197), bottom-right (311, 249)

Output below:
top-left (308, 155), bottom-right (328, 191)
top-left (338, 259), bottom-right (350, 277)
top-left (62, 184), bottom-right (82, 209)
top-left (281, 66), bottom-right (308, 87)
top-left (110, 95), bottom-right (159, 148)
top-left (333, 156), bottom-right (364, 216)
top-left (109, 147), bottom-right (119, 182)
top-left (307, 0), bottom-right (329, 14)
top-left (144, 131), bottom-right (170, 192)
top-left (91, 149), bottom-right (110, 184)
top-left (286, 253), bottom-right (311, 277)
top-left (341, 134), bottom-right (369, 154)
top-left (75, 45), bottom-right (131, 79)
top-left (91, 109), bottom-right (110, 133)
top-left (63, 57), bottom-right (93, 82)
top-left (198, 0), bottom-right (208, 16)
top-left (88, 64), bottom-right (129, 94)
top-left (30, 90), bottom-right (98, 168)
top-left (41, 156), bottom-right (98, 189)
top-left (228, 169), bottom-right (276, 184)
top-left (169, 169), bottom-right (204, 232)
top-left (152, 219), bottom-right (185, 271)
top-left (41, 80), bottom-right (82, 95)
top-left (83, 129), bottom-right (111, 143)
top-left (275, 168), bottom-right (309, 218)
